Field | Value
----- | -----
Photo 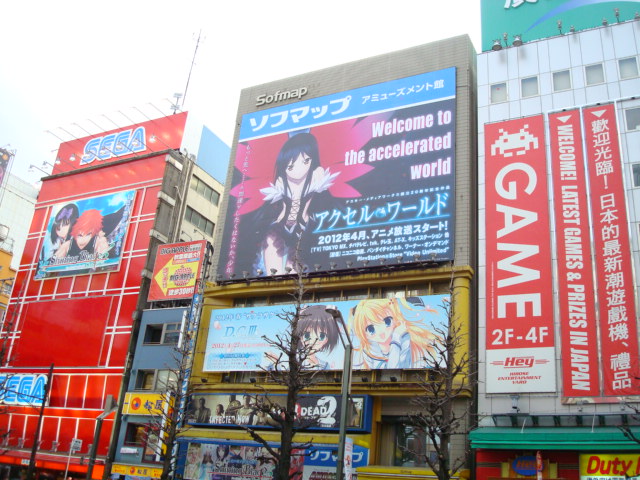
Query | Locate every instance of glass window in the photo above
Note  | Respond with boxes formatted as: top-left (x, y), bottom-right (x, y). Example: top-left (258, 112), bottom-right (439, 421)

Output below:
top-left (521, 76), bottom-right (539, 97)
top-left (190, 176), bottom-right (220, 206)
top-left (156, 370), bottom-right (178, 390)
top-left (553, 70), bottom-right (572, 91)
top-left (144, 323), bottom-right (180, 345)
top-left (619, 57), bottom-right (639, 79)
top-left (125, 423), bottom-right (148, 446)
top-left (625, 107), bottom-right (640, 131)
top-left (490, 82), bottom-right (507, 103)
top-left (585, 63), bottom-right (605, 85)
top-left (136, 370), bottom-right (155, 390)
top-left (632, 164), bottom-right (640, 187)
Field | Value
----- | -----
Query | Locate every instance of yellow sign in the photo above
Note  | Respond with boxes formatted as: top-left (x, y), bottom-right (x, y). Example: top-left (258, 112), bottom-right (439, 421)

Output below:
top-left (580, 453), bottom-right (640, 479)
top-left (123, 392), bottom-right (166, 416)
top-left (112, 464), bottom-right (163, 478)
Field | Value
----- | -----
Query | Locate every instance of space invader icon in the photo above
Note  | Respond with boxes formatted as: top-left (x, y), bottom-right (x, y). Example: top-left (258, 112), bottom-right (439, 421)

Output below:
top-left (491, 125), bottom-right (539, 157)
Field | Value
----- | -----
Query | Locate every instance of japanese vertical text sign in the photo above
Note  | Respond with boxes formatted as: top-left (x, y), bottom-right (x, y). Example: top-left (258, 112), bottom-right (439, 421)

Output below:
top-left (148, 240), bottom-right (207, 301)
top-left (548, 110), bottom-right (600, 397)
top-left (218, 68), bottom-right (456, 280)
top-left (484, 115), bottom-right (555, 393)
top-left (582, 104), bottom-right (639, 396)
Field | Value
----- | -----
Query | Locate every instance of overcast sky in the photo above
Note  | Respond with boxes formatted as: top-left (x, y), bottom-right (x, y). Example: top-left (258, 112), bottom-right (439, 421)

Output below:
top-left (1, 1), bottom-right (481, 185)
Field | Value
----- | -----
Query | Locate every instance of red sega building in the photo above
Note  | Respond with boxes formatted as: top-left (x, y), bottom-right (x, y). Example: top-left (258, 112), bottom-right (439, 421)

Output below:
top-left (0, 112), bottom-right (191, 480)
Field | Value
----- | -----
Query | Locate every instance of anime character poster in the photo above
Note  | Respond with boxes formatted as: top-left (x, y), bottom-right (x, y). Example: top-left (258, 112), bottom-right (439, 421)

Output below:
top-left (204, 295), bottom-right (449, 372)
top-left (186, 392), bottom-right (369, 432)
top-left (218, 68), bottom-right (457, 280)
top-left (35, 190), bottom-right (135, 279)
top-left (180, 441), bottom-right (369, 480)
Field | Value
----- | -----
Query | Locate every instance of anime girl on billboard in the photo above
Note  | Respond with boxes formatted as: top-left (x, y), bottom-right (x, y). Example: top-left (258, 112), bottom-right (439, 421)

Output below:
top-left (252, 132), bottom-right (338, 273)
top-left (296, 304), bottom-right (340, 370)
top-left (348, 297), bottom-right (439, 369)
top-left (39, 203), bottom-right (79, 263)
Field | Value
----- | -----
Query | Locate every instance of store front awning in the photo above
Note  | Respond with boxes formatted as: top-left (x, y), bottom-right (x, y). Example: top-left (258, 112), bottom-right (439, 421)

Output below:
top-left (470, 426), bottom-right (640, 450)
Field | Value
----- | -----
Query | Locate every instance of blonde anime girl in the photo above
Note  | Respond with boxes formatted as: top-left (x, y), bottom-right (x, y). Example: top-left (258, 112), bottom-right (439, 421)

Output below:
top-left (348, 297), bottom-right (438, 369)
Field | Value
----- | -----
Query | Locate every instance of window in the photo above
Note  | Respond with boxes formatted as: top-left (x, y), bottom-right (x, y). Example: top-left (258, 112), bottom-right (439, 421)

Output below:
top-left (521, 76), bottom-right (539, 97)
top-left (490, 82), bottom-right (507, 103)
top-left (385, 418), bottom-right (437, 467)
top-left (124, 424), bottom-right (160, 463)
top-left (619, 57), bottom-right (639, 79)
top-left (135, 369), bottom-right (177, 391)
top-left (185, 206), bottom-right (214, 236)
top-left (143, 323), bottom-right (181, 345)
top-left (190, 176), bottom-right (220, 205)
top-left (633, 164), bottom-right (640, 188)
top-left (625, 107), bottom-right (640, 131)
top-left (585, 63), bottom-right (605, 85)
top-left (553, 70), bottom-right (572, 91)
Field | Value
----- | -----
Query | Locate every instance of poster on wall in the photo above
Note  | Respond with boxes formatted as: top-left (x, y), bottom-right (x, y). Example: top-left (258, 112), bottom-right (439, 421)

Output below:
top-left (186, 393), bottom-right (370, 432)
top-left (204, 295), bottom-right (449, 372)
top-left (484, 115), bottom-right (556, 393)
top-left (35, 190), bottom-right (136, 279)
top-left (218, 68), bottom-right (457, 280)
top-left (582, 104), bottom-right (640, 397)
top-left (148, 240), bottom-right (207, 301)
top-left (180, 440), bottom-right (369, 480)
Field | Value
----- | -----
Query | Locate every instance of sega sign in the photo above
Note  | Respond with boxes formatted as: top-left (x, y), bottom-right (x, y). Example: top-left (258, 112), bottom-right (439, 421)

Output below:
top-left (80, 126), bottom-right (146, 165)
top-left (0, 373), bottom-right (48, 406)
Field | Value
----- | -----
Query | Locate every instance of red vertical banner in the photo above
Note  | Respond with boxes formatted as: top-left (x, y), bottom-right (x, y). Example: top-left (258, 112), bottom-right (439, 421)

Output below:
top-left (548, 110), bottom-right (600, 397)
top-left (484, 115), bottom-right (556, 393)
top-left (583, 104), bottom-right (640, 396)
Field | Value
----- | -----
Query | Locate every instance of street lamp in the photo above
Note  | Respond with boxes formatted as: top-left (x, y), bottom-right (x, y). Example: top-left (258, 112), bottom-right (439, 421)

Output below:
top-left (325, 307), bottom-right (353, 480)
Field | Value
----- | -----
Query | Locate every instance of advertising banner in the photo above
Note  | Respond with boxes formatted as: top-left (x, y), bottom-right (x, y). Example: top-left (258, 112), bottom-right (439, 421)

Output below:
top-left (122, 392), bottom-right (166, 416)
top-left (35, 190), bottom-right (136, 279)
top-left (148, 240), bottom-right (207, 301)
top-left (580, 453), bottom-right (640, 480)
top-left (548, 110), bottom-right (600, 397)
top-left (481, 0), bottom-right (640, 52)
top-left (187, 393), bottom-right (370, 432)
top-left (53, 112), bottom-right (188, 175)
top-left (181, 440), bottom-right (369, 480)
top-left (219, 68), bottom-right (456, 280)
top-left (484, 115), bottom-right (556, 393)
top-left (582, 104), bottom-right (640, 396)
top-left (204, 295), bottom-right (449, 372)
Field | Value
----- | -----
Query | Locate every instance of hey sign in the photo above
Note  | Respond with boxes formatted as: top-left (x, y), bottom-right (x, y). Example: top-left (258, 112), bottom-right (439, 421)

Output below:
top-left (148, 240), bottom-right (207, 301)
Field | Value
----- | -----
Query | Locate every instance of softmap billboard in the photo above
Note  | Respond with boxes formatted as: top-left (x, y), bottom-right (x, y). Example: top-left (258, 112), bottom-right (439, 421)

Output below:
top-left (218, 68), bottom-right (457, 280)
top-left (204, 295), bottom-right (449, 372)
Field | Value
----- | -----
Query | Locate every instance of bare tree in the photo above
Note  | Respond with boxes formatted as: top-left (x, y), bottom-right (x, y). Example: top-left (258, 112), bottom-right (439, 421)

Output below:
top-left (239, 261), bottom-right (324, 480)
top-left (405, 274), bottom-right (475, 480)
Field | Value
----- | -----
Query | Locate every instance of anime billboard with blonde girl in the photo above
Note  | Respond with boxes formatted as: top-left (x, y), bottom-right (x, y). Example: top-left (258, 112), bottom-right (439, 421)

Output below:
top-left (348, 297), bottom-right (440, 369)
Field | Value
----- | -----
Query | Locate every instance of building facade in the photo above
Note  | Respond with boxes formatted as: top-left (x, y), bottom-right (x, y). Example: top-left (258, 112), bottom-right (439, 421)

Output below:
top-left (474, 2), bottom-right (640, 479)
top-left (0, 112), bottom-right (224, 480)
top-left (182, 35), bottom-right (478, 480)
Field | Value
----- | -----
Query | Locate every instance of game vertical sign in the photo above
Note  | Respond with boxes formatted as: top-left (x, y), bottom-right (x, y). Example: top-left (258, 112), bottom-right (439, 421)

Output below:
top-left (484, 115), bottom-right (555, 393)
top-left (582, 104), bottom-right (640, 396)
top-left (548, 110), bottom-right (600, 397)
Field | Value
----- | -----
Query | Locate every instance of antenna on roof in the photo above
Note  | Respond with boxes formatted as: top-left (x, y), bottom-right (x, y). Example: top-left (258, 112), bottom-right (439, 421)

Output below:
top-left (173, 29), bottom-right (202, 114)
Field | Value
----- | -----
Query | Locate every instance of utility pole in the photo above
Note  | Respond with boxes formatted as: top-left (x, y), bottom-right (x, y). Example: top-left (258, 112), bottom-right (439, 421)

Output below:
top-left (26, 363), bottom-right (54, 480)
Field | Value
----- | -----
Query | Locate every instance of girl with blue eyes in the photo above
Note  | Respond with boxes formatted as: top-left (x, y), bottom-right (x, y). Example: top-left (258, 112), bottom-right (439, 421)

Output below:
top-left (349, 298), bottom-right (437, 369)
top-left (296, 305), bottom-right (340, 369)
